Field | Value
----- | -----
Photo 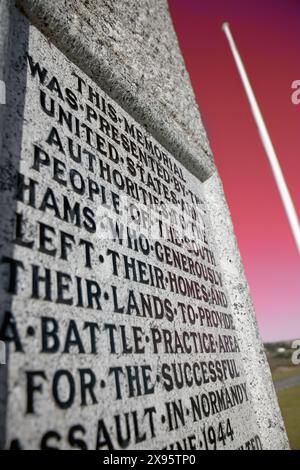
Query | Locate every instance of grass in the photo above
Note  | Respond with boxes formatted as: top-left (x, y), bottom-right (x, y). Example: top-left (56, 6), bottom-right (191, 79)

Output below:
top-left (277, 385), bottom-right (300, 450)
top-left (265, 341), bottom-right (300, 449)
top-left (272, 365), bottom-right (300, 382)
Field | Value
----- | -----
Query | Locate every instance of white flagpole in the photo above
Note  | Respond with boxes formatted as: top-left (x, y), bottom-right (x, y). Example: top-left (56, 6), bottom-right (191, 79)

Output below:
top-left (222, 22), bottom-right (300, 255)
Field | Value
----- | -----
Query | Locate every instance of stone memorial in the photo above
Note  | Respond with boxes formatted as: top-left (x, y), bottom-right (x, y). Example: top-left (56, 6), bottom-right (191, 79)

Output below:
top-left (0, 0), bottom-right (289, 450)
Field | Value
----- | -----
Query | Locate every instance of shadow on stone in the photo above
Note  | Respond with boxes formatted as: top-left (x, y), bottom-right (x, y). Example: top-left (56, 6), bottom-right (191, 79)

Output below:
top-left (0, 4), bottom-right (29, 450)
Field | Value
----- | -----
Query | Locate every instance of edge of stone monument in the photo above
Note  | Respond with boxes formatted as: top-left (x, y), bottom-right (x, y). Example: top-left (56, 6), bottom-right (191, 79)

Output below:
top-left (203, 173), bottom-right (290, 450)
top-left (0, 1), bottom-right (31, 449)
top-left (0, 0), bottom-right (13, 450)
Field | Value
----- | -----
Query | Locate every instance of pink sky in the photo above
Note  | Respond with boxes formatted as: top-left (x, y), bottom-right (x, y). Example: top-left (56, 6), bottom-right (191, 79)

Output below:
top-left (169, 0), bottom-right (300, 342)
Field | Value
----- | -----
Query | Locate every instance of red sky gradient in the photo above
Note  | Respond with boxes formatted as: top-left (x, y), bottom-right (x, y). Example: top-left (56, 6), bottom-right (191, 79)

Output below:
top-left (168, 0), bottom-right (300, 342)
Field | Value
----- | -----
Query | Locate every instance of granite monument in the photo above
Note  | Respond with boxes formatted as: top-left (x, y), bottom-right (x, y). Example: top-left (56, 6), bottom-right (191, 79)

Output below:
top-left (0, 0), bottom-right (289, 450)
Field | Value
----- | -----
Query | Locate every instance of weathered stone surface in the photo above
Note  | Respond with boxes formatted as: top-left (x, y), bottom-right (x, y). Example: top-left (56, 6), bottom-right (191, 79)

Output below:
top-left (0, 0), bottom-right (289, 450)
top-left (17, 0), bottom-right (215, 182)
top-left (202, 173), bottom-right (289, 450)
top-left (0, 0), bottom-right (14, 450)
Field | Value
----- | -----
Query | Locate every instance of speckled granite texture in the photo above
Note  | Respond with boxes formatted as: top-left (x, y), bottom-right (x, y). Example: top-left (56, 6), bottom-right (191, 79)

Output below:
top-left (202, 173), bottom-right (289, 449)
top-left (0, 0), bottom-right (13, 450)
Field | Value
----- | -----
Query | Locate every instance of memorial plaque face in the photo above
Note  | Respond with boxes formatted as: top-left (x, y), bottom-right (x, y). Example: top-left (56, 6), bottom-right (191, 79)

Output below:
top-left (0, 11), bottom-right (262, 450)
